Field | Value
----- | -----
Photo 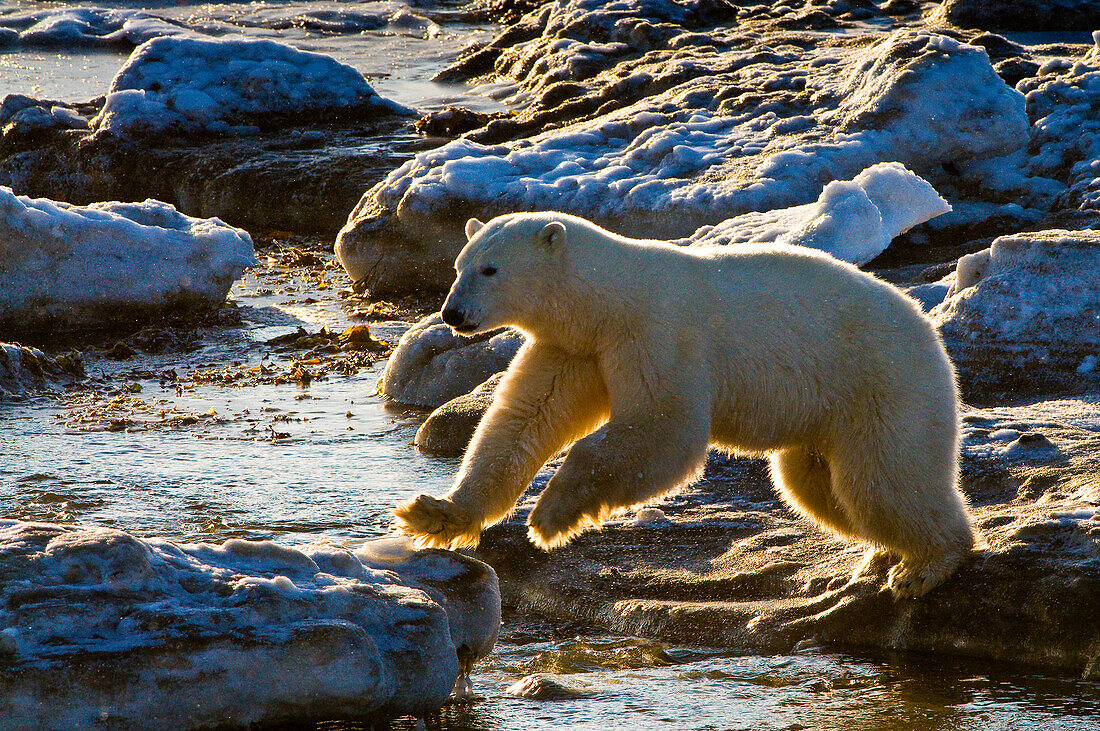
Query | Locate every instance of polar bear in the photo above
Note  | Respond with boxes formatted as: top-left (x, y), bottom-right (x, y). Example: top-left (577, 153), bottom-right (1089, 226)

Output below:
top-left (394, 212), bottom-right (975, 598)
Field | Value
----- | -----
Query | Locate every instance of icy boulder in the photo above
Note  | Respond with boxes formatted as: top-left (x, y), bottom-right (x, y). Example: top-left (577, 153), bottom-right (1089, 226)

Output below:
top-left (931, 229), bottom-right (1100, 393)
top-left (336, 27), bottom-right (1027, 296)
top-left (0, 187), bottom-right (255, 332)
top-left (91, 36), bottom-right (406, 138)
top-left (684, 162), bottom-right (949, 265)
top-left (0, 521), bottom-right (500, 728)
top-left (380, 313), bottom-right (525, 408)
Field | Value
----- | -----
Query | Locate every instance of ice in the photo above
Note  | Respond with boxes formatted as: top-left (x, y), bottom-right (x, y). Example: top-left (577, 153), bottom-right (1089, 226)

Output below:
top-left (91, 35), bottom-right (406, 138)
top-left (1021, 31), bottom-right (1100, 213)
top-left (338, 26), bottom-right (1028, 295)
top-left (683, 162), bottom-right (949, 265)
top-left (932, 229), bottom-right (1100, 348)
top-left (0, 7), bottom-right (187, 47)
top-left (0, 187), bottom-right (255, 331)
top-left (0, 521), bottom-right (500, 728)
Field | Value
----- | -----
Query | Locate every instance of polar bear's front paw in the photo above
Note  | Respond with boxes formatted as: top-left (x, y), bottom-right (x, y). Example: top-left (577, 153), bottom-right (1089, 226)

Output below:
top-left (393, 494), bottom-right (481, 550)
top-left (887, 551), bottom-right (965, 599)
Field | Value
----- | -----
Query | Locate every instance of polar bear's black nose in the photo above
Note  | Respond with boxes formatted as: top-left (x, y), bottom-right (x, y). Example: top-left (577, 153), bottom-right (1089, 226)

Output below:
top-left (441, 308), bottom-right (466, 328)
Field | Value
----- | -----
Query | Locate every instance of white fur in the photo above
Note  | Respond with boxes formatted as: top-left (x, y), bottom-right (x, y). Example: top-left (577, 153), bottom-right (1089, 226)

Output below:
top-left (394, 212), bottom-right (975, 598)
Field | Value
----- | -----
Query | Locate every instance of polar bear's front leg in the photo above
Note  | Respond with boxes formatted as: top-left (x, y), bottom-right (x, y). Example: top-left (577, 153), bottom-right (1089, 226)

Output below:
top-left (527, 395), bottom-right (711, 549)
top-left (394, 342), bottom-right (609, 549)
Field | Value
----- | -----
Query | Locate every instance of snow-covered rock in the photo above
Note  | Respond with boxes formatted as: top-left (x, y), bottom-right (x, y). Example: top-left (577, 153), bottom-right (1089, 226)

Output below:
top-left (0, 344), bottom-right (83, 398)
top-left (337, 24), bottom-right (1027, 295)
top-left (91, 36), bottom-right (406, 139)
top-left (931, 229), bottom-right (1100, 393)
top-left (0, 521), bottom-right (499, 728)
top-left (1, 95), bottom-right (88, 137)
top-left (0, 187), bottom-right (255, 332)
top-left (683, 162), bottom-right (950, 265)
top-left (1023, 32), bottom-right (1100, 215)
top-left (380, 313), bottom-right (524, 408)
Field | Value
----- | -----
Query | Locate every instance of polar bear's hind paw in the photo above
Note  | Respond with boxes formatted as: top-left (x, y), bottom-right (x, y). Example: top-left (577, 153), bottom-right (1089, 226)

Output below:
top-left (887, 550), bottom-right (966, 599)
top-left (393, 494), bottom-right (481, 549)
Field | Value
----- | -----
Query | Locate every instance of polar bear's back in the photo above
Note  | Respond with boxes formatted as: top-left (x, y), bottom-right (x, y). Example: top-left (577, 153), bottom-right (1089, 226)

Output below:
top-left (691, 243), bottom-right (956, 452)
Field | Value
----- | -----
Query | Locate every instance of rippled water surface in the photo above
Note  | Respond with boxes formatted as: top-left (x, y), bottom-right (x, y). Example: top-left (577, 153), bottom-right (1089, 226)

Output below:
top-left (3, 3), bottom-right (1100, 728)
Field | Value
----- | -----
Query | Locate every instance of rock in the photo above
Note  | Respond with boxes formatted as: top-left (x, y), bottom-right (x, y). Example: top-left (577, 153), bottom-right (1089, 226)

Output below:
top-left (380, 314), bottom-right (523, 408)
top-left (0, 7), bottom-right (186, 47)
top-left (506, 673), bottom-right (591, 699)
top-left (336, 22), bottom-right (1027, 296)
top-left (91, 36), bottom-right (406, 140)
top-left (0, 522), bottom-right (500, 728)
top-left (931, 229), bottom-right (1100, 398)
top-left (0, 343), bottom-right (83, 397)
top-left (0, 187), bottom-right (255, 334)
top-left (473, 399), bottom-right (1100, 676)
top-left (415, 373), bottom-right (503, 457)
top-left (935, 0), bottom-right (1100, 31)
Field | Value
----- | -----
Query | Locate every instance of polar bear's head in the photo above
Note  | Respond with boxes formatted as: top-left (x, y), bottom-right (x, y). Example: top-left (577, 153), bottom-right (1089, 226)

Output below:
top-left (440, 213), bottom-right (567, 335)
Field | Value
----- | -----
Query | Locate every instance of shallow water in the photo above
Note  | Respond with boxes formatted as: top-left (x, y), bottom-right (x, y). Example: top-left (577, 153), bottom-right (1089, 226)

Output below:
top-left (3, 3), bottom-right (1100, 728)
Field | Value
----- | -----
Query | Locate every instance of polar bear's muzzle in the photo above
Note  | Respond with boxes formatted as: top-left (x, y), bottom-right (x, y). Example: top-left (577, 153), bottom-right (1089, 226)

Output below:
top-left (442, 307), bottom-right (476, 332)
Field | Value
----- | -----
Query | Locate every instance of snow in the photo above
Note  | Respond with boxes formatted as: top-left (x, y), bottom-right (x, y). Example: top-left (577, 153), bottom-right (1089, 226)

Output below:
top-left (1021, 31), bottom-right (1100, 213)
top-left (372, 29), bottom-right (1021, 238)
top-left (0, 187), bottom-right (255, 330)
top-left (0, 521), bottom-right (500, 728)
top-left (91, 36), bottom-right (405, 138)
top-left (683, 162), bottom-right (949, 265)
top-left (931, 229), bottom-right (1100, 348)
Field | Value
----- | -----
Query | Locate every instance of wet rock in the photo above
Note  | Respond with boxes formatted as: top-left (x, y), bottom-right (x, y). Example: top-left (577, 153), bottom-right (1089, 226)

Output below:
top-left (931, 229), bottom-right (1100, 398)
top-left (0, 187), bottom-right (254, 334)
top-left (337, 22), bottom-right (1027, 296)
top-left (0, 522), bottom-right (499, 728)
top-left (935, 0), bottom-right (1100, 32)
top-left (473, 401), bottom-right (1100, 676)
top-left (380, 314), bottom-right (523, 408)
top-left (506, 673), bottom-right (591, 699)
top-left (0, 343), bottom-right (83, 397)
top-left (415, 373), bottom-right (503, 457)
top-left (415, 106), bottom-right (510, 138)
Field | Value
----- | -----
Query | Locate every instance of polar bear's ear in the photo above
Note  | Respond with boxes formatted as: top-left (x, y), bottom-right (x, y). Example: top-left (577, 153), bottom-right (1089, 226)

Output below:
top-left (539, 221), bottom-right (566, 250)
top-left (465, 218), bottom-right (484, 240)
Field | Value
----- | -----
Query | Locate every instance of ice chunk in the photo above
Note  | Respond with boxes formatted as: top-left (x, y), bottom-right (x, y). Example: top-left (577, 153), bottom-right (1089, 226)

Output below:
top-left (92, 36), bottom-right (406, 138)
top-left (0, 187), bottom-right (255, 331)
top-left (0, 521), bottom-right (499, 728)
top-left (685, 162), bottom-right (949, 265)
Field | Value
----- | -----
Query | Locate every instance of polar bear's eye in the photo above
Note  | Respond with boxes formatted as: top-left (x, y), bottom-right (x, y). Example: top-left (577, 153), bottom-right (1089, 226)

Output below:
top-left (481, 266), bottom-right (497, 277)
